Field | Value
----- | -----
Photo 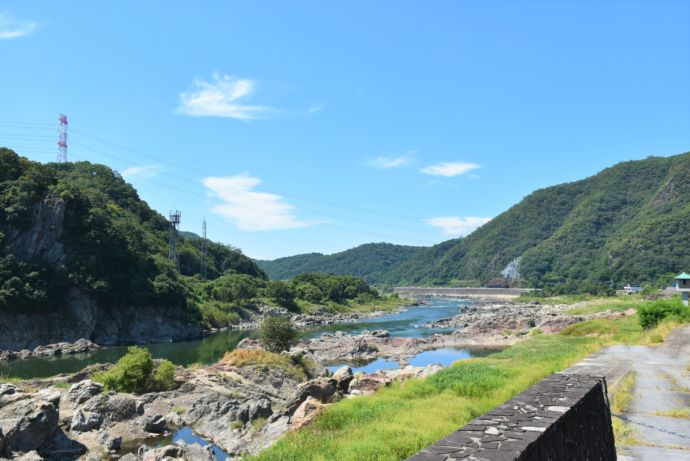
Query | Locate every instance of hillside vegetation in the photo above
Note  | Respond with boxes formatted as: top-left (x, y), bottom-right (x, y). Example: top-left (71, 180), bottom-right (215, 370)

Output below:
top-left (256, 243), bottom-right (422, 284)
top-left (0, 148), bottom-right (390, 332)
top-left (383, 152), bottom-right (690, 293)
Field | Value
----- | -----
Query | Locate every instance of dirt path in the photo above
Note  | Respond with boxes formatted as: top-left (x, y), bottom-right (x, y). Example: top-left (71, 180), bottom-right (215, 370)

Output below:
top-left (565, 325), bottom-right (690, 460)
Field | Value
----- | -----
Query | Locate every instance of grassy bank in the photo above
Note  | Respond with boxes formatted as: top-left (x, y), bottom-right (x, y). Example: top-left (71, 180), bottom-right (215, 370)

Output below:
top-left (249, 299), bottom-right (687, 461)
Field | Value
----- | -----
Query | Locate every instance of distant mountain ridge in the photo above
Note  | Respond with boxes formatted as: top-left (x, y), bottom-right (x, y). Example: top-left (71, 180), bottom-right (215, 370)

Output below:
top-left (261, 152), bottom-right (690, 293)
top-left (256, 243), bottom-right (422, 284)
top-left (383, 152), bottom-right (690, 292)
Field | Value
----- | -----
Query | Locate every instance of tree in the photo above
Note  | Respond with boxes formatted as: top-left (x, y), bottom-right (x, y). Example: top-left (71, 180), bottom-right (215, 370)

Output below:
top-left (265, 280), bottom-right (297, 310)
top-left (260, 316), bottom-right (298, 353)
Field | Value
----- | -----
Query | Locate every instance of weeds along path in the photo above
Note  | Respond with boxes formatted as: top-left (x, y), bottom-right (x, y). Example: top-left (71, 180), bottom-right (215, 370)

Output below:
top-left (567, 325), bottom-right (690, 460)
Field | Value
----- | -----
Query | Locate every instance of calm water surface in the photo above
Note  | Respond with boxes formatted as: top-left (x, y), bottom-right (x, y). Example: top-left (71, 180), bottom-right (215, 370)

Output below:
top-left (1, 298), bottom-right (471, 379)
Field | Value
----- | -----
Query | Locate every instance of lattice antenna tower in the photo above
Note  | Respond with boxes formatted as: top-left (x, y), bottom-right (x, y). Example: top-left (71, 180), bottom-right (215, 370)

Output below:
top-left (200, 218), bottom-right (208, 279)
top-left (168, 210), bottom-right (181, 270)
top-left (57, 114), bottom-right (68, 162)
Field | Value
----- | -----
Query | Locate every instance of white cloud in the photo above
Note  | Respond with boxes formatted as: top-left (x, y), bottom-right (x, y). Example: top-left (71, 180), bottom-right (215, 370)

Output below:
top-left (306, 104), bottom-right (324, 115)
top-left (426, 216), bottom-right (492, 236)
top-left (367, 151), bottom-right (417, 170)
top-left (0, 12), bottom-right (38, 40)
top-left (421, 162), bottom-right (480, 177)
top-left (202, 175), bottom-right (312, 231)
top-left (121, 164), bottom-right (162, 180)
top-left (176, 73), bottom-right (274, 120)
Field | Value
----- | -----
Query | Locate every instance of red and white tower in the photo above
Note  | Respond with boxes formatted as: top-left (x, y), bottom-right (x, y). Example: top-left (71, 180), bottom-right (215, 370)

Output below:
top-left (57, 114), bottom-right (68, 162)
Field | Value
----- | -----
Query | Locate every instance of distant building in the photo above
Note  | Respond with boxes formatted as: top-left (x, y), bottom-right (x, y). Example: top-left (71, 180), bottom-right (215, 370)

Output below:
top-left (674, 272), bottom-right (690, 306)
top-left (623, 284), bottom-right (642, 294)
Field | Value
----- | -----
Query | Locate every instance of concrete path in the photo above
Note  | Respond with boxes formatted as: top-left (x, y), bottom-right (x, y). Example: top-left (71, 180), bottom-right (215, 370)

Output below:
top-left (565, 325), bottom-right (690, 460)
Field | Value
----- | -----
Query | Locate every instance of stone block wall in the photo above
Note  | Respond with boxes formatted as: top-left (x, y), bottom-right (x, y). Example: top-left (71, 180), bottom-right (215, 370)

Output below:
top-left (407, 373), bottom-right (616, 461)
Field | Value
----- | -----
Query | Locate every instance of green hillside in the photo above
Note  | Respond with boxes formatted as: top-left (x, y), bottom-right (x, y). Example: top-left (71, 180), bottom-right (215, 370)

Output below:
top-left (256, 243), bottom-right (422, 284)
top-left (384, 152), bottom-right (690, 293)
top-left (0, 147), bottom-right (264, 315)
top-left (0, 148), bottom-right (394, 342)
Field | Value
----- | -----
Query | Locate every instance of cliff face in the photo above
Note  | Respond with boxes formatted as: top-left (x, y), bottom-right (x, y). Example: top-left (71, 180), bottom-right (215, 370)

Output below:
top-left (4, 194), bottom-right (66, 267)
top-left (0, 288), bottom-right (203, 350)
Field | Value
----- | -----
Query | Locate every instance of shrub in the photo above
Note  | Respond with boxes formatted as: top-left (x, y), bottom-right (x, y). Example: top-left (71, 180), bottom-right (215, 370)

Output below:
top-left (260, 316), bottom-right (298, 353)
top-left (94, 346), bottom-right (177, 394)
top-left (637, 299), bottom-right (688, 329)
top-left (153, 359), bottom-right (177, 391)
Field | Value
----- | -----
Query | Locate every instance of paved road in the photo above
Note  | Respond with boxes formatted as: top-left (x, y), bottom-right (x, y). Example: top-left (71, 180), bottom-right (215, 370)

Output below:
top-left (565, 325), bottom-right (690, 460)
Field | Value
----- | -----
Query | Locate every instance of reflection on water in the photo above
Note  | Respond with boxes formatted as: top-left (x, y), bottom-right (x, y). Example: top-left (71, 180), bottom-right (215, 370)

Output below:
top-left (0, 329), bottom-right (254, 379)
top-left (0, 298), bottom-right (471, 380)
top-left (161, 427), bottom-right (229, 461)
top-left (116, 426), bottom-right (229, 461)
top-left (327, 346), bottom-right (501, 374)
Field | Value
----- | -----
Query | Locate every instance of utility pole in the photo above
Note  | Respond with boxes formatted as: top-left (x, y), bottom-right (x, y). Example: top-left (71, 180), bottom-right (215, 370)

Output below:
top-left (57, 114), bottom-right (68, 162)
top-left (169, 210), bottom-right (181, 271)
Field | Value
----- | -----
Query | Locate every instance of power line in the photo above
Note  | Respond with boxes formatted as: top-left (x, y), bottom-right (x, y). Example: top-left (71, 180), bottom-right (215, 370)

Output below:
top-left (0, 122), bottom-right (447, 244)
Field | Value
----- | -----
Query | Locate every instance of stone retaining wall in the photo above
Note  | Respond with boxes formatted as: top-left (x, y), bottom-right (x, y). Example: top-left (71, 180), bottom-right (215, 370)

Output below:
top-left (407, 373), bottom-right (616, 461)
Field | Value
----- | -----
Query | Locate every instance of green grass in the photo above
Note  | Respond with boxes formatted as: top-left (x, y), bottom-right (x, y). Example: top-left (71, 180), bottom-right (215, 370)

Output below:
top-left (248, 303), bottom-right (684, 461)
top-left (565, 296), bottom-right (645, 315)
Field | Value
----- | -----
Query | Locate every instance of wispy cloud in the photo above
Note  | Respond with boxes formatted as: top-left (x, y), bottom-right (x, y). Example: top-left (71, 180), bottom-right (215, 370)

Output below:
top-left (426, 216), bottom-right (491, 236)
top-left (367, 151), bottom-right (417, 170)
top-left (202, 175), bottom-right (312, 231)
top-left (421, 162), bottom-right (480, 177)
top-left (0, 12), bottom-right (38, 40)
top-left (176, 73), bottom-right (274, 120)
top-left (306, 104), bottom-right (324, 115)
top-left (121, 164), bottom-right (163, 180)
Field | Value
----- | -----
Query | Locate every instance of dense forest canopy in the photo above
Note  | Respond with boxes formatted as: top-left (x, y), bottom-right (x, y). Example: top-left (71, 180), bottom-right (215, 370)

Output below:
top-left (256, 243), bottom-right (422, 284)
top-left (3, 147), bottom-right (689, 306)
top-left (382, 152), bottom-right (690, 293)
top-left (0, 147), bottom-right (264, 315)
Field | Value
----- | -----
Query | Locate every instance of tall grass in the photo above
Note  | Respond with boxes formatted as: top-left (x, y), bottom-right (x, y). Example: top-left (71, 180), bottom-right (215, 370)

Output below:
top-left (248, 306), bottom-right (684, 461)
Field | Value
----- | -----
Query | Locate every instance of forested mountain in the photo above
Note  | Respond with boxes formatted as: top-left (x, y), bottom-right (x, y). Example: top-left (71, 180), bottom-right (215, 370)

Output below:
top-left (0, 147), bottom-right (391, 348)
top-left (0, 147), bottom-right (264, 314)
top-left (383, 152), bottom-right (690, 293)
top-left (256, 243), bottom-right (422, 284)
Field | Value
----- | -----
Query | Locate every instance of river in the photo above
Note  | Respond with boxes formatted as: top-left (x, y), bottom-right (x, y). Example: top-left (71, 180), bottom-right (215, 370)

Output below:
top-left (0, 297), bottom-right (476, 379)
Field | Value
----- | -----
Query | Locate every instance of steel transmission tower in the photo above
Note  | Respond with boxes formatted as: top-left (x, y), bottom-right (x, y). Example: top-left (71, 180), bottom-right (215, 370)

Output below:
top-left (168, 210), bottom-right (181, 270)
top-left (200, 218), bottom-right (208, 279)
top-left (57, 114), bottom-right (68, 162)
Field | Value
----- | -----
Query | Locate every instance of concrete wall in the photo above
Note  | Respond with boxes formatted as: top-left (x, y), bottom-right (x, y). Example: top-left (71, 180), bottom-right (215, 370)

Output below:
top-left (393, 287), bottom-right (535, 297)
top-left (407, 373), bottom-right (616, 461)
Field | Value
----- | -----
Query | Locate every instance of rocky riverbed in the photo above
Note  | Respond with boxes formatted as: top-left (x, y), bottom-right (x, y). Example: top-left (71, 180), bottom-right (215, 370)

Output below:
top-left (267, 300), bottom-right (638, 365)
top-left (0, 299), bottom-right (636, 460)
top-left (0, 348), bottom-right (443, 461)
top-left (0, 303), bottom-right (412, 364)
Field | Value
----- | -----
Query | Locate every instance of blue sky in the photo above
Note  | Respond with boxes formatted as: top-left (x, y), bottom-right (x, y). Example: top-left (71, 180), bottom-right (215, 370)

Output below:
top-left (1, 1), bottom-right (689, 259)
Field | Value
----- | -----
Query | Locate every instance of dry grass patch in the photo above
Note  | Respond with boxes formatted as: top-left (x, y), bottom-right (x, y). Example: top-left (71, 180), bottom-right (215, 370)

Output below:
top-left (222, 349), bottom-right (307, 381)
top-left (653, 408), bottom-right (690, 419)
top-left (611, 372), bottom-right (636, 414)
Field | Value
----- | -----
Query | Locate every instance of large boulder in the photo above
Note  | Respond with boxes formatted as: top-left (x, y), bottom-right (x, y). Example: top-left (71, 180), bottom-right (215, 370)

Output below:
top-left (330, 366), bottom-right (353, 392)
top-left (66, 380), bottom-right (103, 406)
top-left (348, 372), bottom-right (392, 395)
top-left (290, 397), bottom-right (324, 430)
top-left (0, 395), bottom-right (58, 455)
top-left (240, 399), bottom-right (272, 423)
top-left (101, 394), bottom-right (143, 422)
top-left (285, 378), bottom-right (337, 414)
top-left (143, 413), bottom-right (166, 433)
top-left (69, 409), bottom-right (103, 432)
